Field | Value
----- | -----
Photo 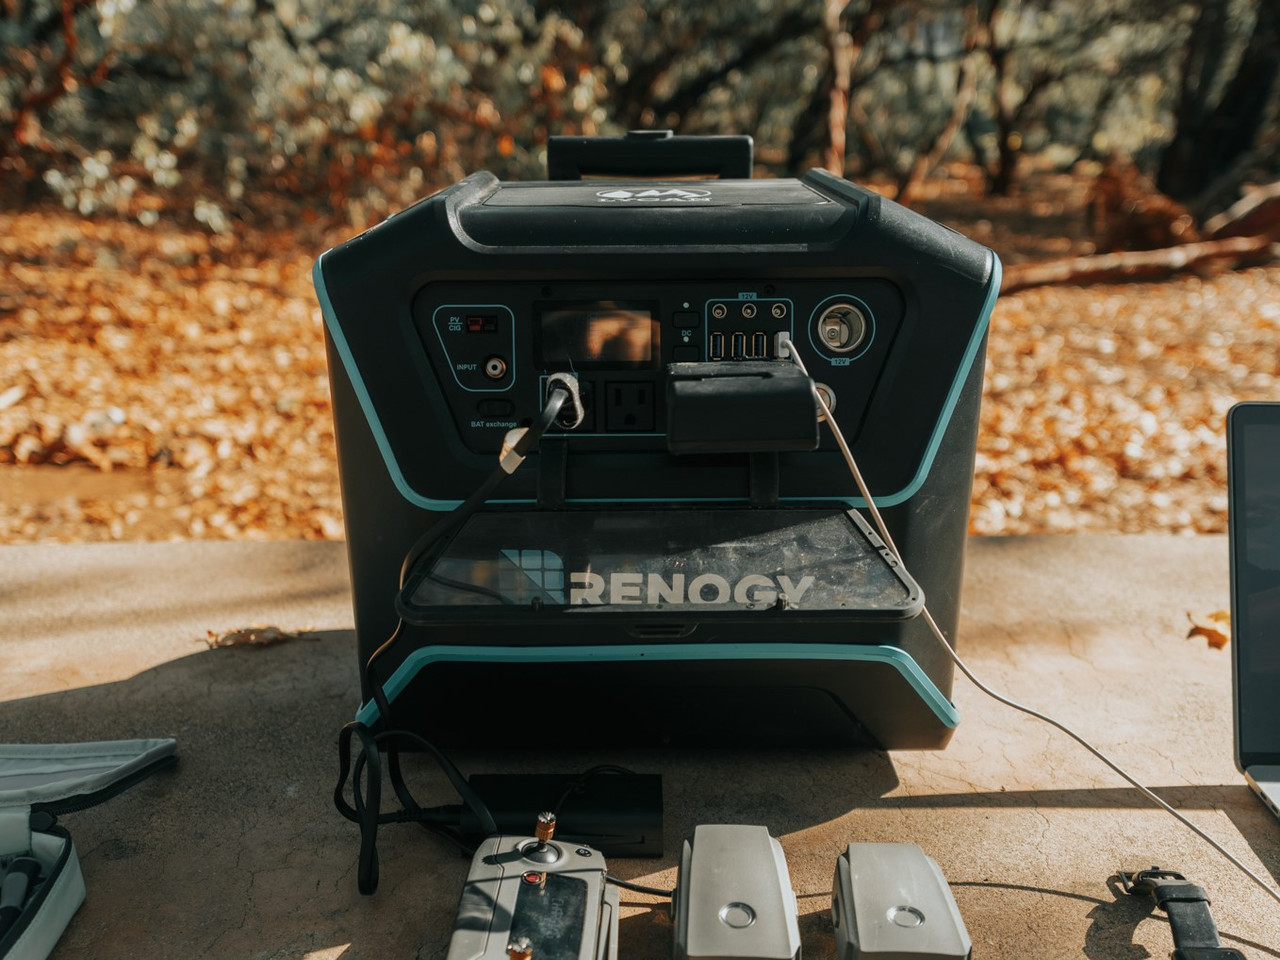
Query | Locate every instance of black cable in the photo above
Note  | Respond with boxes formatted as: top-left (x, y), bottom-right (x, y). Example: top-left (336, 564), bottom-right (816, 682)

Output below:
top-left (336, 389), bottom-right (573, 895)
top-left (398, 387), bottom-right (569, 589)
top-left (335, 723), bottom-right (495, 893)
top-left (335, 721), bottom-right (383, 894)
top-left (424, 570), bottom-right (511, 604)
top-left (363, 619), bottom-right (401, 729)
top-left (376, 728), bottom-right (497, 836)
top-left (606, 875), bottom-right (675, 898)
top-left (362, 385), bottom-right (571, 730)
top-left (553, 764), bottom-right (637, 816)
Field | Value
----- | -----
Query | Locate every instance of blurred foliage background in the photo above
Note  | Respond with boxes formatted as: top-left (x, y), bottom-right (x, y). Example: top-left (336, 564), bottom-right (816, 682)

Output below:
top-left (3, 0), bottom-right (1280, 543)
top-left (3, 0), bottom-right (1277, 231)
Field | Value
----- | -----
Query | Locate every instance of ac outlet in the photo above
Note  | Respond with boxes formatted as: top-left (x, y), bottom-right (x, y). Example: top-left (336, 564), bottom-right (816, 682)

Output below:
top-left (605, 381), bottom-right (655, 432)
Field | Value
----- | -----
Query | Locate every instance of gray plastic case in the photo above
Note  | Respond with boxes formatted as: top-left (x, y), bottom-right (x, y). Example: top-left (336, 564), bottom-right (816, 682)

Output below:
top-left (0, 740), bottom-right (177, 960)
top-left (447, 835), bottom-right (618, 960)
top-left (831, 843), bottom-right (970, 960)
top-left (673, 825), bottom-right (801, 960)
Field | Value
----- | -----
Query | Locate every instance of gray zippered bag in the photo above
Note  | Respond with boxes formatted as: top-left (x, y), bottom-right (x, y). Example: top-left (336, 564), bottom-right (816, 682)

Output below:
top-left (0, 740), bottom-right (177, 960)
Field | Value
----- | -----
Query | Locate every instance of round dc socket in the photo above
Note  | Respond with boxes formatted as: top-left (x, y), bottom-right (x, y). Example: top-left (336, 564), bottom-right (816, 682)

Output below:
top-left (814, 382), bottom-right (836, 422)
top-left (816, 302), bottom-right (868, 354)
top-left (484, 356), bottom-right (508, 380)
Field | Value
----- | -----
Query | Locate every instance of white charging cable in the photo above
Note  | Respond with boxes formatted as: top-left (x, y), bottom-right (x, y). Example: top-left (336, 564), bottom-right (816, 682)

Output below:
top-left (778, 336), bottom-right (1280, 908)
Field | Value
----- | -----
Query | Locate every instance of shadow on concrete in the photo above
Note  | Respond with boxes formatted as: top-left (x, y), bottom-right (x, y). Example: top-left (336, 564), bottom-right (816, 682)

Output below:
top-left (0, 628), bottom-right (899, 960)
top-left (949, 877), bottom-right (1280, 960)
top-left (864, 784), bottom-right (1280, 891)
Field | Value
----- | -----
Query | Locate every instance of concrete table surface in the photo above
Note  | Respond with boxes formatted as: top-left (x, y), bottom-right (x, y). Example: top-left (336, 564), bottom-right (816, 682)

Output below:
top-left (1, 536), bottom-right (1277, 958)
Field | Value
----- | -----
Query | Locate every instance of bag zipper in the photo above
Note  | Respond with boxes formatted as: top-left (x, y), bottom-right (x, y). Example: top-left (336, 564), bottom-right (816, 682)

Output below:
top-left (28, 754), bottom-right (178, 825)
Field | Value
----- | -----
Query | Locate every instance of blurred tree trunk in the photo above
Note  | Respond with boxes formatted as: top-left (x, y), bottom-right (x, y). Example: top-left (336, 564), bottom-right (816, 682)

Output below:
top-left (823, 0), bottom-right (852, 176)
top-left (1001, 234), bottom-right (1276, 293)
top-left (1157, 0), bottom-right (1280, 215)
top-left (896, 1), bottom-right (983, 205)
top-left (787, 0), bottom-right (887, 175)
top-left (0, 0), bottom-right (111, 199)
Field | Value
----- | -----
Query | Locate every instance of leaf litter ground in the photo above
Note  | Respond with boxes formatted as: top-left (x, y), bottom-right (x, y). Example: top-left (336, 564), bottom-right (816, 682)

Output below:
top-left (3, 181), bottom-right (1278, 543)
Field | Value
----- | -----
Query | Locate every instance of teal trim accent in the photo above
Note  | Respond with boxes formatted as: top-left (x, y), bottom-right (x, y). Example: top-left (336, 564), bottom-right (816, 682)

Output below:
top-left (354, 642), bottom-right (959, 728)
top-left (313, 254), bottom-right (459, 513)
top-left (862, 253), bottom-right (1002, 510)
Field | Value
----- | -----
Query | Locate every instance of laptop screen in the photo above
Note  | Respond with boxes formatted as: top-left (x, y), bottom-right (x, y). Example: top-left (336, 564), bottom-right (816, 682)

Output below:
top-left (1230, 402), bottom-right (1280, 765)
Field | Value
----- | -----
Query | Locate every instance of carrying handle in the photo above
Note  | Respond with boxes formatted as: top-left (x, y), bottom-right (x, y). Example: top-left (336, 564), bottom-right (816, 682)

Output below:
top-left (546, 130), bottom-right (753, 180)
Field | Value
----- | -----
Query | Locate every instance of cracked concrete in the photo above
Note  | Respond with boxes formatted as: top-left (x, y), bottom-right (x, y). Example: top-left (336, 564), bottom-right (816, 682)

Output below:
top-left (0, 535), bottom-right (1278, 958)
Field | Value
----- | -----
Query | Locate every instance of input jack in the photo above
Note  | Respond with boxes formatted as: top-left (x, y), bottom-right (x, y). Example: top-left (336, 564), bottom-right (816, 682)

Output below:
top-left (484, 356), bottom-right (508, 380)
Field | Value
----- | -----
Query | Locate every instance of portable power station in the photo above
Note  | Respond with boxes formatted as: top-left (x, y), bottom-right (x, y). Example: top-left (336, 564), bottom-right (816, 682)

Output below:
top-left (314, 132), bottom-right (1000, 749)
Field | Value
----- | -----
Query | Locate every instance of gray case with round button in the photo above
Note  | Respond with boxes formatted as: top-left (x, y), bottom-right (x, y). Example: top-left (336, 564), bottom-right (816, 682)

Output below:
top-left (831, 843), bottom-right (970, 960)
top-left (673, 825), bottom-right (801, 960)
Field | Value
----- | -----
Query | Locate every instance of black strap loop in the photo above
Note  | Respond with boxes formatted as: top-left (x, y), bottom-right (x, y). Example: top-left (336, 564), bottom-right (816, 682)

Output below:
top-left (1120, 868), bottom-right (1247, 958)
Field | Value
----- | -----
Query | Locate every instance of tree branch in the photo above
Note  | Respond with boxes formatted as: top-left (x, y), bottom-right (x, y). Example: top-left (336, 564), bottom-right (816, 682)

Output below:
top-left (1001, 235), bottom-right (1277, 294)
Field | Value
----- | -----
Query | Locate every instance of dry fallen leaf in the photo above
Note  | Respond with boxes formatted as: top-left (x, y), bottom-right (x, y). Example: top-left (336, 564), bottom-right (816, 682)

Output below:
top-left (205, 625), bottom-right (317, 649)
top-left (1186, 609), bottom-right (1231, 649)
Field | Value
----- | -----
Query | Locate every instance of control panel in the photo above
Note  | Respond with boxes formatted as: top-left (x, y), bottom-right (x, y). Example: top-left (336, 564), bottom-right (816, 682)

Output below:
top-left (415, 279), bottom-right (902, 453)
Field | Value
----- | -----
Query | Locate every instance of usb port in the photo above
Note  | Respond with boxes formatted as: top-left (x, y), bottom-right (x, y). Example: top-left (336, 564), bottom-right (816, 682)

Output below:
top-left (709, 332), bottom-right (725, 360)
top-left (730, 332), bottom-right (746, 360)
top-left (751, 332), bottom-right (768, 359)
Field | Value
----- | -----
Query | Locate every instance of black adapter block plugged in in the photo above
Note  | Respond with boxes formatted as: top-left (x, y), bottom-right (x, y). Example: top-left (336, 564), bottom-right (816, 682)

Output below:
top-left (666, 361), bottom-right (819, 454)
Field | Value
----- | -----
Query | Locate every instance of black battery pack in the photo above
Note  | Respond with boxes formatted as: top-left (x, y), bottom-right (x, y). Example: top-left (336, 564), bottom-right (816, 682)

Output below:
top-left (460, 773), bottom-right (663, 858)
top-left (666, 361), bottom-right (819, 454)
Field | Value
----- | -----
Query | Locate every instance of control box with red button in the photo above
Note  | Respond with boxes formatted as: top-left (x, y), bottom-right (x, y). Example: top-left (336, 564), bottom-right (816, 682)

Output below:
top-left (446, 821), bottom-right (618, 960)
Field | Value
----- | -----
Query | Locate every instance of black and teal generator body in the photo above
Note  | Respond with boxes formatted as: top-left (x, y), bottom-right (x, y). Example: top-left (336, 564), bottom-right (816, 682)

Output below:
top-left (313, 133), bottom-right (1000, 750)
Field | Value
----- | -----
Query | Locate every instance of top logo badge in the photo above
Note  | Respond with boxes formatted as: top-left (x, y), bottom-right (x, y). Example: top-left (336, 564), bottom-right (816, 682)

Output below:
top-left (594, 188), bottom-right (713, 202)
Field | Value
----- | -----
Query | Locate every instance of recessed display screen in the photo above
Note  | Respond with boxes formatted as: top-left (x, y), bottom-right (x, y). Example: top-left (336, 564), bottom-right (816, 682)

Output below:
top-left (536, 301), bottom-right (659, 369)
